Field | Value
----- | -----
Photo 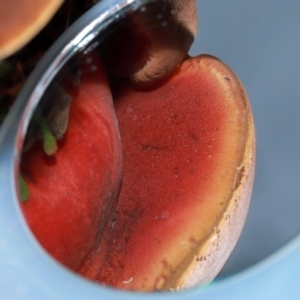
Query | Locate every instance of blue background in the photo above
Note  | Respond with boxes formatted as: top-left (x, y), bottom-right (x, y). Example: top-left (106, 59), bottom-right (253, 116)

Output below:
top-left (190, 0), bottom-right (300, 278)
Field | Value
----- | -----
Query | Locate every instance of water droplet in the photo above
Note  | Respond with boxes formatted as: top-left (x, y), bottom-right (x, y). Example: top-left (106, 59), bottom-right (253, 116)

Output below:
top-left (90, 65), bottom-right (98, 71)
top-left (86, 57), bottom-right (92, 64)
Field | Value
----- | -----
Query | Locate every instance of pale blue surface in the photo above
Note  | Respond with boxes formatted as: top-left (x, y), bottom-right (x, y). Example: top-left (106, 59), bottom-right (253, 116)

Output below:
top-left (190, 0), bottom-right (300, 277)
top-left (1, 0), bottom-right (300, 299)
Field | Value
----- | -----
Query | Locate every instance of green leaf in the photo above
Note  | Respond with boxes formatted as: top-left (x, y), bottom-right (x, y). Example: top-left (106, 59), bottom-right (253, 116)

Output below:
top-left (19, 175), bottom-right (29, 202)
top-left (35, 114), bottom-right (58, 156)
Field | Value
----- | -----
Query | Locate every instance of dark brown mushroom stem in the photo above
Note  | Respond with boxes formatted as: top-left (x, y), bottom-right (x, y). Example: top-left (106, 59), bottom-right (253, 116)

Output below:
top-left (101, 0), bottom-right (197, 87)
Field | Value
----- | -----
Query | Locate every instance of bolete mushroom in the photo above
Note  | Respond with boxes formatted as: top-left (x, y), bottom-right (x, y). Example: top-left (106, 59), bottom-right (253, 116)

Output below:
top-left (77, 54), bottom-right (255, 291)
top-left (0, 0), bottom-right (63, 60)
top-left (16, 0), bottom-right (255, 293)
top-left (20, 56), bottom-right (123, 272)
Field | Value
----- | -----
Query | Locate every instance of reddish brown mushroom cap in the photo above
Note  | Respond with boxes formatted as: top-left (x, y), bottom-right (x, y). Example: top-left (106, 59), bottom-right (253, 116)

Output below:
top-left (0, 0), bottom-right (63, 59)
top-left (178, 55), bottom-right (256, 288)
top-left (20, 57), bottom-right (123, 272)
top-left (79, 55), bottom-right (255, 291)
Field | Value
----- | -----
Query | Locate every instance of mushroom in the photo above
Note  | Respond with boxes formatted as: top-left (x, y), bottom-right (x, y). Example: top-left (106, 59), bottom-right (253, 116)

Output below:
top-left (0, 0), bottom-right (63, 60)
top-left (101, 0), bottom-right (197, 87)
top-left (78, 54), bottom-right (255, 291)
top-left (15, 0), bottom-right (255, 293)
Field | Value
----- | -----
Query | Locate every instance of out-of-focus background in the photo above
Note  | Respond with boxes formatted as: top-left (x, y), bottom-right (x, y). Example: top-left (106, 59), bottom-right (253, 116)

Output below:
top-left (189, 0), bottom-right (300, 277)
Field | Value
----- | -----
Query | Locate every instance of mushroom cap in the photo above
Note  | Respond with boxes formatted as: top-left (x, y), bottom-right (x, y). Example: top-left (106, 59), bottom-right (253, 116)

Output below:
top-left (0, 0), bottom-right (63, 60)
top-left (180, 56), bottom-right (256, 289)
top-left (79, 54), bottom-right (255, 291)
